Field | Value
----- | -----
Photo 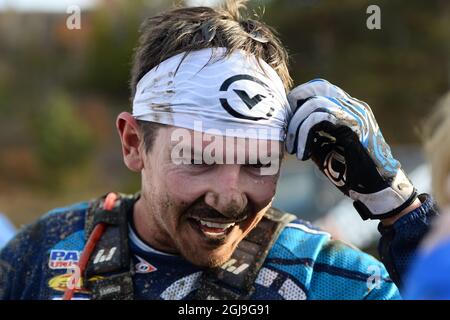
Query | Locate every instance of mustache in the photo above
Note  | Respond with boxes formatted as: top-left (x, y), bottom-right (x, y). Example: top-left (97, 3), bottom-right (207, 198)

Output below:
top-left (185, 200), bottom-right (251, 222)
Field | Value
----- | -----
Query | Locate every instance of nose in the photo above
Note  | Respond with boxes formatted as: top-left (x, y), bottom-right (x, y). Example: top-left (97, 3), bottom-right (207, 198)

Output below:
top-left (204, 165), bottom-right (248, 218)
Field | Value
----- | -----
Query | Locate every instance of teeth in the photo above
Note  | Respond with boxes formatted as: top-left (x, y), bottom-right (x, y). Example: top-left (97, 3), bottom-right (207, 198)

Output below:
top-left (203, 231), bottom-right (225, 238)
top-left (199, 220), bottom-right (235, 230)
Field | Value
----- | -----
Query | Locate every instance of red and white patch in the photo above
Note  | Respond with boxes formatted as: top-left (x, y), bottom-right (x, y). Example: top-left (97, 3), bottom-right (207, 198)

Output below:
top-left (135, 255), bottom-right (157, 274)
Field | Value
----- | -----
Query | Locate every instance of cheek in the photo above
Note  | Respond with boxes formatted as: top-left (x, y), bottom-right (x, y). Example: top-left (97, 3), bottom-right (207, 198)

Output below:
top-left (246, 175), bottom-right (279, 209)
top-left (164, 170), bottom-right (207, 204)
top-left (141, 164), bottom-right (187, 217)
top-left (163, 167), bottom-right (279, 211)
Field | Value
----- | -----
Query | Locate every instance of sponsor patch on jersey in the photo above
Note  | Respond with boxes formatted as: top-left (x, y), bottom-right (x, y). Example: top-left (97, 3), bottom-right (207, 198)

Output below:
top-left (48, 274), bottom-right (103, 293)
top-left (51, 295), bottom-right (90, 300)
top-left (48, 250), bottom-right (80, 270)
top-left (135, 255), bottom-right (157, 274)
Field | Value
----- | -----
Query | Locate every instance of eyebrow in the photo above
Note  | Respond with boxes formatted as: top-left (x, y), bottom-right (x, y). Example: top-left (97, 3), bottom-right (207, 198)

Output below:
top-left (169, 140), bottom-right (284, 162)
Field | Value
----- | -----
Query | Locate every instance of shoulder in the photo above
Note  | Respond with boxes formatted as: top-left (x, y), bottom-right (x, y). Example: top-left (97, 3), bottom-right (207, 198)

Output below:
top-left (0, 200), bottom-right (91, 299)
top-left (38, 201), bottom-right (90, 237)
top-left (24, 201), bottom-right (90, 253)
top-left (2, 200), bottom-right (90, 257)
top-left (267, 218), bottom-right (333, 266)
top-left (262, 218), bottom-right (400, 300)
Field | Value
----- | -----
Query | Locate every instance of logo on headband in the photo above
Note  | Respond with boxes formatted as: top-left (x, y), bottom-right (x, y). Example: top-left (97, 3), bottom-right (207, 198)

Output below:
top-left (219, 74), bottom-right (275, 121)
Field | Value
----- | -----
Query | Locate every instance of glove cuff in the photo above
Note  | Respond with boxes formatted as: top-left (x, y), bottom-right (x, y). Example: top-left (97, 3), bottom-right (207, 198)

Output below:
top-left (354, 189), bottom-right (418, 220)
top-left (350, 169), bottom-right (418, 220)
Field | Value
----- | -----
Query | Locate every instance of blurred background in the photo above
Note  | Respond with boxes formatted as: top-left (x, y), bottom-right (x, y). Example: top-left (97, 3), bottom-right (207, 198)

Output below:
top-left (0, 0), bottom-right (449, 254)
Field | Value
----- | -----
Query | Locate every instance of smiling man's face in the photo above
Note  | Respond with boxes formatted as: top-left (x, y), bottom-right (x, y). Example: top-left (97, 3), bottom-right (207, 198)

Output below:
top-left (128, 123), bottom-right (282, 267)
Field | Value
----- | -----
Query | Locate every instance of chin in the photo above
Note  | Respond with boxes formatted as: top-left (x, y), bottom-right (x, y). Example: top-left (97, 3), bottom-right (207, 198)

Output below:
top-left (181, 245), bottom-right (235, 268)
top-left (205, 251), bottom-right (234, 268)
top-left (176, 213), bottom-right (265, 267)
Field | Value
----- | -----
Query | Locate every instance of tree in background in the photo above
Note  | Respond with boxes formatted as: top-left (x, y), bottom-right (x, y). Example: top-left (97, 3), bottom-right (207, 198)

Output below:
top-left (0, 0), bottom-right (448, 224)
top-left (32, 92), bottom-right (94, 190)
top-left (263, 0), bottom-right (450, 143)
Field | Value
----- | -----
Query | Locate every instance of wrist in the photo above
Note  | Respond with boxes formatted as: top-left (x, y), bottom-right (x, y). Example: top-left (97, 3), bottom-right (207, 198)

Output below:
top-left (381, 197), bottom-right (422, 226)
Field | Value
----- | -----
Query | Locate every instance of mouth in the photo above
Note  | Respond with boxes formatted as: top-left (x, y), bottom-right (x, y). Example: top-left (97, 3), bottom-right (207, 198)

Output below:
top-left (188, 215), bottom-right (248, 242)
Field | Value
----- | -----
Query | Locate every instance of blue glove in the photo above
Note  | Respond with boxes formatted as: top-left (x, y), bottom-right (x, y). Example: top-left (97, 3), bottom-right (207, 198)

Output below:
top-left (286, 79), bottom-right (417, 220)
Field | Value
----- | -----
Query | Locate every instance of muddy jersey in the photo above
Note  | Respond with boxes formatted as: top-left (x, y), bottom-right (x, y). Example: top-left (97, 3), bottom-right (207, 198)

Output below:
top-left (0, 195), bottom-right (437, 300)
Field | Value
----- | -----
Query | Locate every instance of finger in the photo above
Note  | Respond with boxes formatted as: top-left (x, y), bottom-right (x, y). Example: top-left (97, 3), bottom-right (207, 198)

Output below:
top-left (287, 100), bottom-right (363, 160)
top-left (288, 95), bottom-right (369, 135)
top-left (294, 111), bottom-right (355, 160)
top-left (342, 96), bottom-right (379, 134)
top-left (287, 79), bottom-right (349, 111)
top-left (288, 80), bottom-right (378, 143)
top-left (286, 96), bottom-right (364, 156)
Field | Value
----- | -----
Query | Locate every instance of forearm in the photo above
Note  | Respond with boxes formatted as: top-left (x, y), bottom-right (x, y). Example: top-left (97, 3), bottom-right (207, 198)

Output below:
top-left (377, 194), bottom-right (439, 289)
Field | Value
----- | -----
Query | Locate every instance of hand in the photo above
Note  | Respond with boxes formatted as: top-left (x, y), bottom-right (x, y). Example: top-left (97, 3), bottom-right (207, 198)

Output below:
top-left (286, 79), bottom-right (418, 220)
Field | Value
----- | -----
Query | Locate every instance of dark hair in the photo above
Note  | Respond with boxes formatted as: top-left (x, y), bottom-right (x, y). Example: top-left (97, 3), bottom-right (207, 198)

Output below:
top-left (137, 120), bottom-right (165, 153)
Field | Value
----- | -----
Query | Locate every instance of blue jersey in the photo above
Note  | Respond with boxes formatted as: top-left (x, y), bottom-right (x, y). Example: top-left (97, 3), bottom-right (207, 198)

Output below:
top-left (0, 194), bottom-right (437, 300)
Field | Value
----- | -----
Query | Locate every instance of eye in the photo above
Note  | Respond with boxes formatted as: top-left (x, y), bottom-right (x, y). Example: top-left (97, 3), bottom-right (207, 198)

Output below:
top-left (246, 162), bottom-right (272, 169)
top-left (190, 158), bottom-right (204, 165)
top-left (189, 158), bottom-right (214, 167)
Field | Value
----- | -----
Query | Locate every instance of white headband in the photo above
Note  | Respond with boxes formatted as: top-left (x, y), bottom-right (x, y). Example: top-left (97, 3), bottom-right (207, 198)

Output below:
top-left (132, 47), bottom-right (291, 140)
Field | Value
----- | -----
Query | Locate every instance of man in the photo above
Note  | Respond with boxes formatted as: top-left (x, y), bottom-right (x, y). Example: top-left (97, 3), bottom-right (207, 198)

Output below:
top-left (0, 1), bottom-right (438, 300)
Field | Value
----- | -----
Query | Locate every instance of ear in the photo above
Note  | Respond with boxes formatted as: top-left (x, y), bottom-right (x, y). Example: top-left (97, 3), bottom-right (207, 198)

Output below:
top-left (116, 112), bottom-right (144, 172)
